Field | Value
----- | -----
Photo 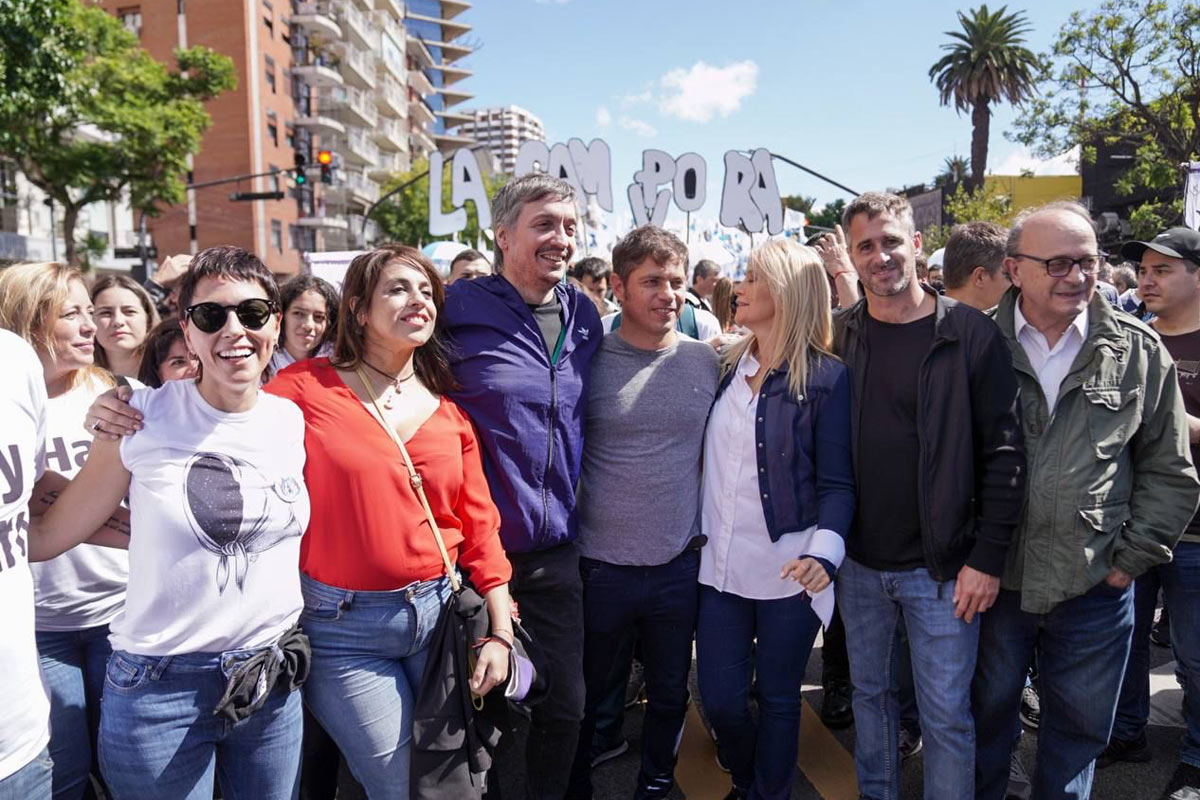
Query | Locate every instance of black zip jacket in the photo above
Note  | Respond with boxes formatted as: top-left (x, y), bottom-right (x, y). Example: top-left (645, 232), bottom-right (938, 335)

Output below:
top-left (832, 288), bottom-right (1026, 580)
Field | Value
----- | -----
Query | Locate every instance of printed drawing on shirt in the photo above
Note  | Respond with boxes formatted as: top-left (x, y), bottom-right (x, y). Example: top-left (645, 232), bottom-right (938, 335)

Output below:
top-left (1177, 358), bottom-right (1200, 382)
top-left (183, 452), bottom-right (304, 593)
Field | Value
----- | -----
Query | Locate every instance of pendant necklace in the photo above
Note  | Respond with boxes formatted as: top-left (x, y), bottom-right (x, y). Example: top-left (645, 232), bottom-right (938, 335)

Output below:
top-left (361, 359), bottom-right (417, 410)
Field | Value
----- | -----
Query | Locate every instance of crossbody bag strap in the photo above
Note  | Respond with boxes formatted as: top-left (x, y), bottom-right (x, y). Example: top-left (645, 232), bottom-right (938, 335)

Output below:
top-left (355, 366), bottom-right (461, 594)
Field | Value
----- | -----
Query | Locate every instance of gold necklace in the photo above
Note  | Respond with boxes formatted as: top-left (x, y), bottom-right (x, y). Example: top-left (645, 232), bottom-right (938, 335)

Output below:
top-left (361, 359), bottom-right (416, 410)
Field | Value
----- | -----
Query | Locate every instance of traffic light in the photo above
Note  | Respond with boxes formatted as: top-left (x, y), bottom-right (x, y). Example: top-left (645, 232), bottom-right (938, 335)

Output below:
top-left (293, 152), bottom-right (307, 186)
top-left (317, 149), bottom-right (333, 184)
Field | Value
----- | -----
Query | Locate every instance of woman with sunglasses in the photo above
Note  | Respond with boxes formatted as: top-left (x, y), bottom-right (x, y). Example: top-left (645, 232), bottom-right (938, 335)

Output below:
top-left (0, 261), bottom-right (128, 800)
top-left (696, 240), bottom-right (854, 800)
top-left (85, 245), bottom-right (515, 799)
top-left (269, 275), bottom-right (339, 377)
top-left (91, 275), bottom-right (160, 380)
top-left (29, 246), bottom-right (310, 800)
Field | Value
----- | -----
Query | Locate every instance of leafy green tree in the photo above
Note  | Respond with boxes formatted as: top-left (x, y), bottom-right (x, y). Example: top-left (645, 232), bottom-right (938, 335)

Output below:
top-left (929, 5), bottom-right (1039, 193)
top-left (922, 183), bottom-right (1016, 252)
top-left (807, 198), bottom-right (847, 231)
top-left (0, 0), bottom-right (236, 266)
top-left (781, 194), bottom-right (816, 214)
top-left (373, 157), bottom-right (507, 248)
top-left (1012, 0), bottom-right (1200, 238)
top-left (934, 155), bottom-right (972, 188)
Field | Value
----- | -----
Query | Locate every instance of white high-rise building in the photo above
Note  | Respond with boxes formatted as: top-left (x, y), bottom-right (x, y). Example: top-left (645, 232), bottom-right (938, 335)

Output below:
top-left (456, 106), bottom-right (546, 175)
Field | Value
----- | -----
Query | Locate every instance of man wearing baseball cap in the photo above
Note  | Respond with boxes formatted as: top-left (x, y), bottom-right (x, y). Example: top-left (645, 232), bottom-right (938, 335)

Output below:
top-left (1103, 226), bottom-right (1200, 799)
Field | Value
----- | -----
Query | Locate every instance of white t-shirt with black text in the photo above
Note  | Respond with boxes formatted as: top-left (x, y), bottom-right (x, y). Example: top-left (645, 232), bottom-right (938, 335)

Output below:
top-left (0, 330), bottom-right (51, 781)
top-left (112, 380), bottom-right (310, 656)
top-left (32, 372), bottom-right (131, 631)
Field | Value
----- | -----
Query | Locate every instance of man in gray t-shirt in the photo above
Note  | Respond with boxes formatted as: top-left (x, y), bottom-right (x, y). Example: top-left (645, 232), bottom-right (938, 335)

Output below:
top-left (566, 226), bottom-right (719, 800)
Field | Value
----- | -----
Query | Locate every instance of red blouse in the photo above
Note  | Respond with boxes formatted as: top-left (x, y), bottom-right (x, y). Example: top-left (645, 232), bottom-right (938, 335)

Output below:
top-left (266, 358), bottom-right (511, 593)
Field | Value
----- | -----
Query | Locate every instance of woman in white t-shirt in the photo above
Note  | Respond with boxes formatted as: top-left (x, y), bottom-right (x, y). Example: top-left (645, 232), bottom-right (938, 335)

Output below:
top-left (29, 247), bottom-right (311, 800)
top-left (0, 261), bottom-right (128, 800)
top-left (266, 274), bottom-right (338, 378)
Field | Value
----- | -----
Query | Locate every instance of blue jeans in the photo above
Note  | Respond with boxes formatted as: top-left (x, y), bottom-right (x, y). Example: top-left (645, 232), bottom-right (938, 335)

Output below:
top-left (974, 582), bottom-right (1135, 800)
top-left (696, 584), bottom-right (821, 800)
top-left (1114, 541), bottom-right (1200, 765)
top-left (569, 549), bottom-right (699, 799)
top-left (299, 573), bottom-right (450, 800)
top-left (0, 746), bottom-right (52, 800)
top-left (98, 649), bottom-right (303, 800)
top-left (835, 558), bottom-right (977, 800)
top-left (35, 625), bottom-right (111, 800)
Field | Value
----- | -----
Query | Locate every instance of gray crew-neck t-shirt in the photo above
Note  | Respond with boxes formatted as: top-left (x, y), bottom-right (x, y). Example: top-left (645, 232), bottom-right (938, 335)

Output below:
top-left (576, 332), bottom-right (720, 566)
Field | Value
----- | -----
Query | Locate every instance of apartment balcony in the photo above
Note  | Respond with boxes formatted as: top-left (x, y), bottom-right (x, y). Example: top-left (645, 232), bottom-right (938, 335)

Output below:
top-left (411, 128), bottom-right (436, 155)
top-left (293, 112), bottom-right (346, 136)
top-left (409, 99), bottom-right (435, 126)
top-left (333, 1), bottom-right (373, 51)
top-left (329, 169), bottom-right (379, 207)
top-left (291, 1), bottom-right (342, 39)
top-left (374, 0), bottom-right (404, 22)
top-left (440, 0), bottom-right (471, 20)
top-left (320, 85), bottom-right (377, 127)
top-left (407, 11), bottom-right (472, 40)
top-left (435, 64), bottom-right (473, 87)
top-left (340, 129), bottom-right (380, 167)
top-left (372, 10), bottom-right (404, 49)
top-left (291, 61), bottom-right (344, 87)
top-left (433, 130), bottom-right (475, 150)
top-left (438, 108), bottom-right (473, 128)
top-left (375, 76), bottom-right (407, 119)
top-left (441, 85), bottom-right (472, 108)
top-left (297, 213), bottom-right (349, 231)
top-left (371, 117), bottom-right (406, 152)
top-left (336, 44), bottom-right (376, 90)
top-left (375, 51), bottom-right (406, 83)
top-left (369, 151), bottom-right (409, 180)
top-left (408, 69), bottom-right (435, 97)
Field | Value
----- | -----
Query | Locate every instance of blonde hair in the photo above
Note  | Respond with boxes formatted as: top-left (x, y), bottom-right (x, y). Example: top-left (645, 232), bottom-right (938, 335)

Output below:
top-left (721, 240), bottom-right (833, 398)
top-left (0, 262), bottom-right (113, 390)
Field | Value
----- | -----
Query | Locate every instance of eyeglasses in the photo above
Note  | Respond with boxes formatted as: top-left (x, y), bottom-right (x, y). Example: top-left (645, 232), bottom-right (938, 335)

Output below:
top-left (1011, 252), bottom-right (1107, 278)
top-left (184, 299), bottom-right (278, 333)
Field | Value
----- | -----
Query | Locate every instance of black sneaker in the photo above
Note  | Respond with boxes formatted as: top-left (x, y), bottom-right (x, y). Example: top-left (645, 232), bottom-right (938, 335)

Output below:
top-left (589, 737), bottom-right (628, 768)
top-left (820, 679), bottom-right (854, 730)
top-left (1019, 684), bottom-right (1041, 730)
top-left (1160, 762), bottom-right (1200, 799)
top-left (1152, 611), bottom-right (1172, 648)
top-left (1098, 732), bottom-right (1151, 768)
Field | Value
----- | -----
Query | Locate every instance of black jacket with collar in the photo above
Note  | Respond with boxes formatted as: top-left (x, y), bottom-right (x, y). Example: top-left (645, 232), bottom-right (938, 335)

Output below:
top-left (832, 288), bottom-right (1026, 580)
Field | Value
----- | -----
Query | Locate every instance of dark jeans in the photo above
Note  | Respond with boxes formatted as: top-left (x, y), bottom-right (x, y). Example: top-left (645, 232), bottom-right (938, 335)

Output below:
top-left (35, 624), bottom-right (111, 800)
top-left (821, 607), bottom-right (849, 684)
top-left (507, 542), bottom-right (587, 800)
top-left (974, 582), bottom-right (1135, 800)
top-left (591, 632), bottom-right (636, 749)
top-left (1113, 541), bottom-right (1200, 766)
top-left (696, 585), bottom-right (821, 800)
top-left (568, 549), bottom-right (699, 799)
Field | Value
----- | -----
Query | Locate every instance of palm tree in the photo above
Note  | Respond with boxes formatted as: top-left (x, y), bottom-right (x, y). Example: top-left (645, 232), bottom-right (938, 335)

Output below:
top-left (929, 5), bottom-right (1038, 193)
top-left (934, 155), bottom-right (971, 189)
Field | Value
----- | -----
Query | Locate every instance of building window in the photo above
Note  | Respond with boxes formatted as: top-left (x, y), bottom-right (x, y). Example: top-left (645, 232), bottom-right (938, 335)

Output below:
top-left (116, 6), bottom-right (142, 37)
top-left (263, 0), bottom-right (274, 37)
top-left (265, 55), bottom-right (276, 94)
top-left (285, 127), bottom-right (296, 150)
top-left (271, 220), bottom-right (283, 251)
top-left (267, 120), bottom-right (279, 146)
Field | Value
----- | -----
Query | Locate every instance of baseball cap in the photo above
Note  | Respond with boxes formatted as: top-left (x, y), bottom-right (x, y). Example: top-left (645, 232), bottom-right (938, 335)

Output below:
top-left (1121, 227), bottom-right (1200, 267)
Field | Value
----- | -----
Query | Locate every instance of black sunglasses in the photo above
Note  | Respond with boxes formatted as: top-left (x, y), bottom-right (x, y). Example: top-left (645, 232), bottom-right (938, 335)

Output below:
top-left (184, 299), bottom-right (278, 333)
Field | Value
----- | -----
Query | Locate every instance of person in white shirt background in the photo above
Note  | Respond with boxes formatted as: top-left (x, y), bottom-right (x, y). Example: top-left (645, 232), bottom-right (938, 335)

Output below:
top-left (0, 261), bottom-right (130, 800)
top-left (29, 247), bottom-right (312, 800)
top-left (695, 239), bottom-right (854, 800)
top-left (0, 329), bottom-right (53, 800)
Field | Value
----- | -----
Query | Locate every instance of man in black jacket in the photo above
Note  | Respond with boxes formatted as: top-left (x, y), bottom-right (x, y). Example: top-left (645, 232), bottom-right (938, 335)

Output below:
top-left (832, 192), bottom-right (1025, 800)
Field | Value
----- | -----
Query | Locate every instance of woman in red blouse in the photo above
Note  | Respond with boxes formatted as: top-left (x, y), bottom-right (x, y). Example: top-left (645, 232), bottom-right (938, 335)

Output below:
top-left (267, 245), bottom-right (513, 800)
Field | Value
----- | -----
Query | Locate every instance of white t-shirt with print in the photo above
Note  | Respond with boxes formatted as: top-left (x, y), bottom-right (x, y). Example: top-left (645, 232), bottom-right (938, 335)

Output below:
top-left (111, 380), bottom-right (310, 656)
top-left (32, 372), bottom-right (130, 631)
top-left (0, 331), bottom-right (51, 781)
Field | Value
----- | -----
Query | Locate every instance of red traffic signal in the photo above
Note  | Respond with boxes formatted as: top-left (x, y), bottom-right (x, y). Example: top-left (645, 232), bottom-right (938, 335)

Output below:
top-left (316, 150), bottom-right (333, 165)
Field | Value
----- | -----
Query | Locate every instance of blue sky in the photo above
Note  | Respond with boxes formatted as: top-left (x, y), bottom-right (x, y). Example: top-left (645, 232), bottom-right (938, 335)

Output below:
top-left (460, 0), bottom-right (1094, 227)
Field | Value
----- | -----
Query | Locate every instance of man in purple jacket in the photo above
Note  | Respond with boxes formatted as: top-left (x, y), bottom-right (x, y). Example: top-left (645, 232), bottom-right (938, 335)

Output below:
top-left (444, 173), bottom-right (603, 799)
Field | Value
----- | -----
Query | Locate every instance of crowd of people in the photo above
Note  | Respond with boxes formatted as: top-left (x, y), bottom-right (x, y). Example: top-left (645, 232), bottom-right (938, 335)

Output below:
top-left (1, 171), bottom-right (1200, 800)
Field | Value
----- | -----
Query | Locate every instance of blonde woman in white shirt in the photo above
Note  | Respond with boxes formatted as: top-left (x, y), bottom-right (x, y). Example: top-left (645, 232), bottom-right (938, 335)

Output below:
top-left (0, 261), bottom-right (128, 800)
top-left (696, 240), bottom-right (855, 800)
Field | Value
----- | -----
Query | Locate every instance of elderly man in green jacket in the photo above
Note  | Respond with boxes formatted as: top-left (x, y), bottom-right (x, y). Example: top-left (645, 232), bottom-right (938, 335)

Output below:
top-left (973, 201), bottom-right (1200, 800)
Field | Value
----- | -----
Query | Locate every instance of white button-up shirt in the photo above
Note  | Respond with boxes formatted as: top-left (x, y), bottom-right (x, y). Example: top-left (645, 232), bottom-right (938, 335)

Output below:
top-left (1014, 299), bottom-right (1089, 415)
top-left (698, 350), bottom-right (844, 626)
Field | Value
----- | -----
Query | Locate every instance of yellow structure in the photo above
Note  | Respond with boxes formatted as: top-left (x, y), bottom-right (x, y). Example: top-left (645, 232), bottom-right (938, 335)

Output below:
top-left (984, 174), bottom-right (1082, 212)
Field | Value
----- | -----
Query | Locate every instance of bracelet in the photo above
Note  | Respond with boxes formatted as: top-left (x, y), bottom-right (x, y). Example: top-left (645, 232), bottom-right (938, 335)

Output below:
top-left (475, 635), bottom-right (513, 652)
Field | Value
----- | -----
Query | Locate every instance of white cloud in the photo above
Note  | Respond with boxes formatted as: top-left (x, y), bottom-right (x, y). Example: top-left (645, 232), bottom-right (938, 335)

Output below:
top-left (595, 106), bottom-right (612, 127)
top-left (659, 60), bottom-right (758, 123)
top-left (619, 116), bottom-right (657, 138)
top-left (989, 145), bottom-right (1080, 176)
top-left (621, 89), bottom-right (654, 106)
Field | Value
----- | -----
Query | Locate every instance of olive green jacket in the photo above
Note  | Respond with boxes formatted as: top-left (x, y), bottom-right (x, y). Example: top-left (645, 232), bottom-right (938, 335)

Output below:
top-left (994, 289), bottom-right (1200, 613)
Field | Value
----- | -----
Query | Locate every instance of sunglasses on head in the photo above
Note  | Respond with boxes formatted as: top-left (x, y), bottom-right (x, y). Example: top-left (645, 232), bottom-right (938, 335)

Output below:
top-left (184, 298), bottom-right (278, 333)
